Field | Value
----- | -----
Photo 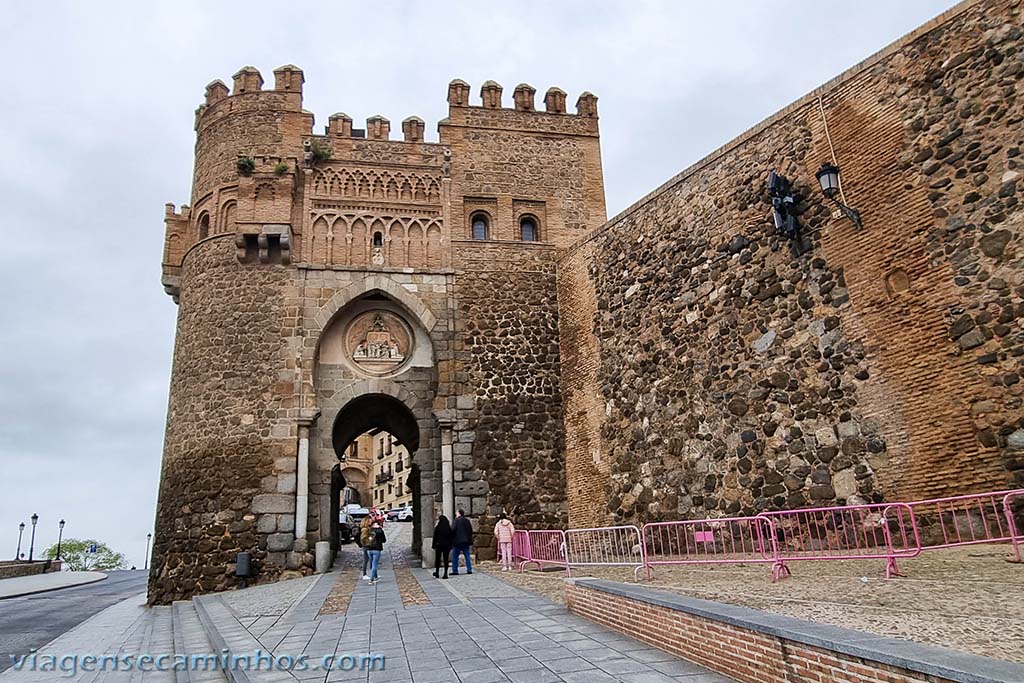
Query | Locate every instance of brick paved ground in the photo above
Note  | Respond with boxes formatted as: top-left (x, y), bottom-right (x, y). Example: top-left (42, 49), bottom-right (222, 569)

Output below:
top-left (296, 524), bottom-right (733, 681)
top-left (478, 545), bottom-right (1024, 663)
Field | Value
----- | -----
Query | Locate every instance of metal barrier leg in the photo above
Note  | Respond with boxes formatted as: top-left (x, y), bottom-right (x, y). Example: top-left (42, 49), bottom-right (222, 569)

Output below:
top-left (771, 560), bottom-right (790, 582)
top-left (1004, 494), bottom-right (1022, 564)
top-left (885, 556), bottom-right (905, 579)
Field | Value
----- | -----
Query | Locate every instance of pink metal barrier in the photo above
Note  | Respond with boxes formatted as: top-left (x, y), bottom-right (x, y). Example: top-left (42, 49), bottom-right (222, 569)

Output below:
top-left (907, 489), bottom-right (1024, 558)
top-left (1003, 491), bottom-right (1024, 563)
top-left (518, 530), bottom-right (569, 574)
top-left (564, 525), bottom-right (646, 579)
top-left (510, 488), bottom-right (1023, 580)
top-left (642, 517), bottom-right (775, 579)
top-left (511, 530), bottom-right (531, 565)
top-left (757, 503), bottom-right (920, 580)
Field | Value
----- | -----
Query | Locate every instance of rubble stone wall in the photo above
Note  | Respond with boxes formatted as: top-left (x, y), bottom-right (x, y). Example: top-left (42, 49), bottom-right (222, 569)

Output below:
top-left (559, 0), bottom-right (1024, 525)
top-left (453, 241), bottom-right (568, 553)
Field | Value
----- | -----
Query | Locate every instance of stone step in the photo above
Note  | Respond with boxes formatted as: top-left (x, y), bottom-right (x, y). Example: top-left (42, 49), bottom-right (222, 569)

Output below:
top-left (172, 601), bottom-right (230, 683)
top-left (192, 595), bottom-right (297, 683)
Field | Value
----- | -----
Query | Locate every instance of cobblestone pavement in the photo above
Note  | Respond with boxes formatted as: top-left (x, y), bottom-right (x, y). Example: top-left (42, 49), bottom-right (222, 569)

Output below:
top-left (231, 523), bottom-right (733, 682)
top-left (480, 545), bottom-right (1024, 663)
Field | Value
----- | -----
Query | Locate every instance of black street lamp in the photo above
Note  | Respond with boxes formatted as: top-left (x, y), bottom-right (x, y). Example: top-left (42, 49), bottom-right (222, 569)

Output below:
top-left (16, 522), bottom-right (24, 561)
top-left (815, 162), bottom-right (863, 229)
top-left (28, 514), bottom-right (38, 562)
top-left (144, 533), bottom-right (152, 571)
top-left (56, 519), bottom-right (65, 562)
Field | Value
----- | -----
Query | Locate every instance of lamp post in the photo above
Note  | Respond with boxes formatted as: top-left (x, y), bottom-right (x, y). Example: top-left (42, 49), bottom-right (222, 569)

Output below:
top-left (144, 533), bottom-right (152, 571)
top-left (16, 522), bottom-right (24, 561)
top-left (815, 162), bottom-right (863, 229)
top-left (56, 519), bottom-right (65, 562)
top-left (27, 514), bottom-right (38, 562)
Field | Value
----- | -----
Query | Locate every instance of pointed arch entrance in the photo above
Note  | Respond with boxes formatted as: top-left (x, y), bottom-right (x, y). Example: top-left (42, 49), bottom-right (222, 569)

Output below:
top-left (309, 281), bottom-right (445, 567)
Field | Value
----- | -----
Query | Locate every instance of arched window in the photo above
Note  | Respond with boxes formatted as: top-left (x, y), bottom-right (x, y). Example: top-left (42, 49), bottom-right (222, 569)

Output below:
top-left (471, 212), bottom-right (489, 240)
top-left (520, 215), bottom-right (538, 242)
top-left (372, 231), bottom-right (384, 248)
top-left (197, 213), bottom-right (210, 240)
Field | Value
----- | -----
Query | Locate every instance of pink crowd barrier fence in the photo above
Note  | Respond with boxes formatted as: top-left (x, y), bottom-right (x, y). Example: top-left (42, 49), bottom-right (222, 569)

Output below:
top-left (518, 530), bottom-right (569, 573)
top-left (757, 502), bottom-right (920, 580)
top-left (906, 489), bottom-right (1024, 558)
top-left (511, 530), bottom-right (531, 565)
top-left (642, 517), bottom-right (775, 580)
top-left (1006, 491), bottom-right (1024, 563)
top-left (511, 488), bottom-right (1023, 579)
top-left (564, 525), bottom-right (646, 579)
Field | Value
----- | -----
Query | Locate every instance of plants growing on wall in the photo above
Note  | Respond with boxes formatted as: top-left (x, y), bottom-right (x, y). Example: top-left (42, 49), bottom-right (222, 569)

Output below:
top-left (237, 156), bottom-right (256, 176)
top-left (304, 140), bottom-right (332, 167)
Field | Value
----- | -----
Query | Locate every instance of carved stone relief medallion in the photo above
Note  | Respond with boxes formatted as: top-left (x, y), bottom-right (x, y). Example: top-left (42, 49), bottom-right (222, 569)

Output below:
top-left (344, 310), bottom-right (413, 376)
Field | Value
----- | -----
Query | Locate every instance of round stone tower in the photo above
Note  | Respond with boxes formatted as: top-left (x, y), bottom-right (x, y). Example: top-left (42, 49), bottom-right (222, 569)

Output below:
top-left (150, 66), bottom-right (315, 604)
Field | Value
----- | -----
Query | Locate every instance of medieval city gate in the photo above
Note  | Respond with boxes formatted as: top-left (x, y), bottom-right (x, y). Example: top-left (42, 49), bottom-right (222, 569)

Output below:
top-left (152, 68), bottom-right (597, 602)
top-left (310, 279), bottom-right (447, 566)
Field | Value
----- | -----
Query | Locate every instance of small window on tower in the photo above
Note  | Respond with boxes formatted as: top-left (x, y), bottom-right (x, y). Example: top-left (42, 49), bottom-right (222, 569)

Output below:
top-left (373, 231), bottom-right (384, 248)
top-left (520, 215), bottom-right (538, 241)
top-left (471, 212), bottom-right (490, 240)
top-left (198, 213), bottom-right (210, 241)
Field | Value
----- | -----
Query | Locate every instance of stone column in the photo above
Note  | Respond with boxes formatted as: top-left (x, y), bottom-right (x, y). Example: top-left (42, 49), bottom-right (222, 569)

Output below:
top-left (295, 425), bottom-right (310, 542)
top-left (440, 421), bottom-right (455, 521)
top-left (294, 408), bottom-right (320, 554)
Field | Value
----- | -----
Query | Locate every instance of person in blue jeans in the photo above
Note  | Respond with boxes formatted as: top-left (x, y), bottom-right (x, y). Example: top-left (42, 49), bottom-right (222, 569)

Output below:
top-left (366, 520), bottom-right (386, 585)
top-left (450, 508), bottom-right (474, 575)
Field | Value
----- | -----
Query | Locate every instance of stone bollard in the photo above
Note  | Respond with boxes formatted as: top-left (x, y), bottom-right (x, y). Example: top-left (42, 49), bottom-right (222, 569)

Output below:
top-left (315, 541), bottom-right (331, 574)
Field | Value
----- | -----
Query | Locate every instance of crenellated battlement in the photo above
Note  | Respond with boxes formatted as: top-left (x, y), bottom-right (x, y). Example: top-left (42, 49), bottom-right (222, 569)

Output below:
top-left (193, 65), bottom-right (308, 133)
top-left (446, 78), bottom-right (597, 118)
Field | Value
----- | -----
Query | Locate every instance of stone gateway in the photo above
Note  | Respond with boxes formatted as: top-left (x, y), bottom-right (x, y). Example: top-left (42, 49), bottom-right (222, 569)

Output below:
top-left (150, 0), bottom-right (1024, 604)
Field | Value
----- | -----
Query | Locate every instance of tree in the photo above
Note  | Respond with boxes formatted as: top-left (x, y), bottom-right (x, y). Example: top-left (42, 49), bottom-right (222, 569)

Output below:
top-left (43, 539), bottom-right (127, 571)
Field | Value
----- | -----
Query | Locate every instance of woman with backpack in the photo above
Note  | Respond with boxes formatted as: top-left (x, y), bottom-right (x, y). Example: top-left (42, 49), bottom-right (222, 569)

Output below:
top-left (366, 518), bottom-right (386, 585)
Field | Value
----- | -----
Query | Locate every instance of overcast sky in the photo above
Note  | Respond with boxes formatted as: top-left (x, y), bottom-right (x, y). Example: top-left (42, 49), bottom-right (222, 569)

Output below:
top-left (0, 1), bottom-right (958, 568)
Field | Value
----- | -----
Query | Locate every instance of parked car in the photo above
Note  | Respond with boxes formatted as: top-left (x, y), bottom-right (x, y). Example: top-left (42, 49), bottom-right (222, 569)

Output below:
top-left (340, 507), bottom-right (370, 544)
top-left (396, 506), bottom-right (414, 522)
top-left (385, 508), bottom-right (400, 522)
top-left (338, 513), bottom-right (357, 544)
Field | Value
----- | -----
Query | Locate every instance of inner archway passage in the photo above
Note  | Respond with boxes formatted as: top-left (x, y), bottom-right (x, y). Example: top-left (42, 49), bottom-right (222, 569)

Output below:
top-left (329, 393), bottom-right (422, 557)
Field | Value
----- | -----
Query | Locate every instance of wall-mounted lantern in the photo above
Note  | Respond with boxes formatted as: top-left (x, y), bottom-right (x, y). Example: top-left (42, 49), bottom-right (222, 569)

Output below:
top-left (815, 162), bottom-right (863, 229)
top-left (768, 171), bottom-right (800, 240)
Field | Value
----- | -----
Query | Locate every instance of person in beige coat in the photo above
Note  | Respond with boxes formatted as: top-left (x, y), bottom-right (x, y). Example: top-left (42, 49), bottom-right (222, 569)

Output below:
top-left (493, 513), bottom-right (516, 571)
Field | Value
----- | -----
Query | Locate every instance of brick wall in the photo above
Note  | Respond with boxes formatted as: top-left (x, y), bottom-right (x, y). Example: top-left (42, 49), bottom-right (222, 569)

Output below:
top-left (557, 239), bottom-right (613, 528)
top-left (565, 580), bottom-right (1019, 683)
top-left (442, 90), bottom-right (607, 249)
top-left (559, 0), bottom-right (1024, 526)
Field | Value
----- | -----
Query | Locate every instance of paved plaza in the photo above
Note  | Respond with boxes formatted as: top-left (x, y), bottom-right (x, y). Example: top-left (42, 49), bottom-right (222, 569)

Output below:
top-left (1, 525), bottom-right (733, 682)
top-left (487, 545), bottom-right (1024, 664)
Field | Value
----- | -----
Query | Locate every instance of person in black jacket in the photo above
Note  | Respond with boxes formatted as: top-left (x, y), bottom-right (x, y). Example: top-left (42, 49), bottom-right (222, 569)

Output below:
top-left (432, 514), bottom-right (453, 579)
top-left (450, 508), bottom-right (474, 575)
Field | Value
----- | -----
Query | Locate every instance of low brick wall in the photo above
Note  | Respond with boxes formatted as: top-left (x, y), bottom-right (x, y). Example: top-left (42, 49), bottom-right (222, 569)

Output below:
top-left (0, 560), bottom-right (61, 580)
top-left (565, 579), bottom-right (1024, 683)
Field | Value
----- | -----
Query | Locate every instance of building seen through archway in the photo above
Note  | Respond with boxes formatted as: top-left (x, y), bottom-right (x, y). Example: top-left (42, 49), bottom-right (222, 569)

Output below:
top-left (337, 430), bottom-right (414, 514)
